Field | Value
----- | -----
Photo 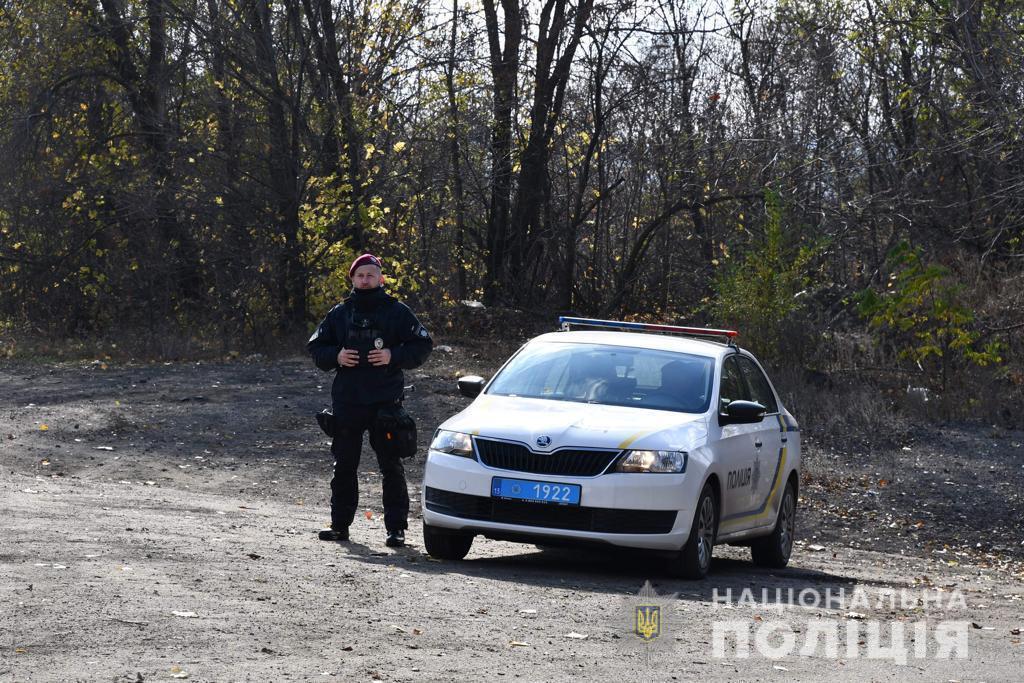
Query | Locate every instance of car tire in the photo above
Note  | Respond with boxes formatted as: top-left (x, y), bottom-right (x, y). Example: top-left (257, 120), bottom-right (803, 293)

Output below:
top-left (671, 482), bottom-right (718, 579)
top-left (751, 480), bottom-right (797, 568)
top-left (422, 522), bottom-right (473, 560)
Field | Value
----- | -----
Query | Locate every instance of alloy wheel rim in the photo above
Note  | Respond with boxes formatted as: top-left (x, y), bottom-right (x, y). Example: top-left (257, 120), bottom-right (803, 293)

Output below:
top-left (696, 496), bottom-right (715, 570)
top-left (779, 490), bottom-right (795, 557)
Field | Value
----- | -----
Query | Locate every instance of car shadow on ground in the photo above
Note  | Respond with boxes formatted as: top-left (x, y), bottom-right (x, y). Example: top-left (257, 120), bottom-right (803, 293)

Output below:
top-left (332, 540), bottom-right (857, 602)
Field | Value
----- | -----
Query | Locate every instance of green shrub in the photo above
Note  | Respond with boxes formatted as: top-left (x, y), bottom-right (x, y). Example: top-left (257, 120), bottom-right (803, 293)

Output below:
top-left (710, 189), bottom-right (818, 361)
top-left (855, 242), bottom-right (1003, 400)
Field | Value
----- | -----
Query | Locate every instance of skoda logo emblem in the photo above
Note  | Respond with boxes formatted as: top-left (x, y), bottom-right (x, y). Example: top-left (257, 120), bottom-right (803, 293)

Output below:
top-left (536, 436), bottom-right (551, 448)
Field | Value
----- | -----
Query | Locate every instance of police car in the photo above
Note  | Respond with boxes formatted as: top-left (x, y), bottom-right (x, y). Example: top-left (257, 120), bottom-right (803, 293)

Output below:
top-left (421, 317), bottom-right (800, 578)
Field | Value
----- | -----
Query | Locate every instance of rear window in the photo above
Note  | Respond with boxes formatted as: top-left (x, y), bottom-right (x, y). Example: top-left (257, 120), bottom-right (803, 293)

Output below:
top-left (486, 342), bottom-right (715, 413)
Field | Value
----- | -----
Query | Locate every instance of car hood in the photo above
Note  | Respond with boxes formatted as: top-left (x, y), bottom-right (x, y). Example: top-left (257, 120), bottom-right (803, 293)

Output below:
top-left (440, 394), bottom-right (707, 452)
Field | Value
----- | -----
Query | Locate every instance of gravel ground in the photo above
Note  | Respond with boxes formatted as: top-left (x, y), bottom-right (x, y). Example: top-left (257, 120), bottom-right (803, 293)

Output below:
top-left (1, 349), bottom-right (1022, 681)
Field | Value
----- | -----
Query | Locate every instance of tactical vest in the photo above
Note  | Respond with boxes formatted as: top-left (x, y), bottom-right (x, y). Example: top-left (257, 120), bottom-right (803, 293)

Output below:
top-left (344, 304), bottom-right (384, 366)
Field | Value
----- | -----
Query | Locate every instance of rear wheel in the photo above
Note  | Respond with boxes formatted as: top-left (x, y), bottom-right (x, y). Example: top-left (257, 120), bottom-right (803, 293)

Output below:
top-left (671, 482), bottom-right (717, 579)
top-left (751, 481), bottom-right (797, 568)
top-left (423, 522), bottom-right (473, 560)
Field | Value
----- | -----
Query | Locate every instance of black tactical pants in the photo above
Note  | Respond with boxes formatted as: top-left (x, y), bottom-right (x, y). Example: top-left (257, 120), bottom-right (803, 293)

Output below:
top-left (330, 402), bottom-right (409, 533)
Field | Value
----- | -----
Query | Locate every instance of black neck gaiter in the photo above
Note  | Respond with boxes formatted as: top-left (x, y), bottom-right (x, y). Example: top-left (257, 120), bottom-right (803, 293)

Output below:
top-left (349, 286), bottom-right (387, 314)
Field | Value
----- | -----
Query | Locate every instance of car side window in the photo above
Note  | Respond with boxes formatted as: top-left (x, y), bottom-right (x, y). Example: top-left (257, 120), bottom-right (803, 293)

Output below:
top-left (718, 356), bottom-right (749, 410)
top-left (736, 356), bottom-right (779, 413)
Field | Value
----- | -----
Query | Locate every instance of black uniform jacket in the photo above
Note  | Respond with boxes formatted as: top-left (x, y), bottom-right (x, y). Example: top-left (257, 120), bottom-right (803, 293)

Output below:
top-left (308, 287), bottom-right (433, 405)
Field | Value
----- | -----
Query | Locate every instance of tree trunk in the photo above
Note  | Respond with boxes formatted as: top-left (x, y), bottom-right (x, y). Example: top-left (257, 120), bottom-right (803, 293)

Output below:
top-left (247, 0), bottom-right (305, 328)
top-left (301, 0), bottom-right (365, 250)
top-left (507, 0), bottom-right (594, 301)
top-left (97, 0), bottom-right (202, 306)
top-left (481, 0), bottom-right (520, 304)
top-left (446, 0), bottom-right (468, 299)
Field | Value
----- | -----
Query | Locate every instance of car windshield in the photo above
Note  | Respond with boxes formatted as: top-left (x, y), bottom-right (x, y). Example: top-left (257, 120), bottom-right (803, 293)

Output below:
top-left (486, 342), bottom-right (715, 413)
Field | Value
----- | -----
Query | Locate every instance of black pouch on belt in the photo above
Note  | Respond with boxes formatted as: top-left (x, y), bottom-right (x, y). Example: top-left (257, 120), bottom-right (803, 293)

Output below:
top-left (370, 404), bottom-right (417, 459)
top-left (315, 408), bottom-right (335, 438)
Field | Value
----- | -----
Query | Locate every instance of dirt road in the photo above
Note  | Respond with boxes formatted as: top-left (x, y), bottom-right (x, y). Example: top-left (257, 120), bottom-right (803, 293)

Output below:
top-left (2, 354), bottom-right (1022, 681)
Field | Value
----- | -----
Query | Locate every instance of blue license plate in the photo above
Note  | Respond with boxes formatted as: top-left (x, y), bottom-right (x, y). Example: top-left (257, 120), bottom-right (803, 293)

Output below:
top-left (491, 477), bottom-right (581, 505)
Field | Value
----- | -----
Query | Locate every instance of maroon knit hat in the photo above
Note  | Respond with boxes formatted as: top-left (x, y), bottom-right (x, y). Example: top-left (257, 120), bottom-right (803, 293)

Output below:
top-left (348, 253), bottom-right (382, 278)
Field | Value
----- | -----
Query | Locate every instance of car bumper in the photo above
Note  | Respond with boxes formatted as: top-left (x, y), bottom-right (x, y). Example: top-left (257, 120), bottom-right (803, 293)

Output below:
top-left (421, 451), bottom-right (695, 551)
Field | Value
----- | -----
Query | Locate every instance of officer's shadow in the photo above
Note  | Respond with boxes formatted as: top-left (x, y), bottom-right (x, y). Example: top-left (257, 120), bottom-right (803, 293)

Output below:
top-left (320, 537), bottom-right (418, 559)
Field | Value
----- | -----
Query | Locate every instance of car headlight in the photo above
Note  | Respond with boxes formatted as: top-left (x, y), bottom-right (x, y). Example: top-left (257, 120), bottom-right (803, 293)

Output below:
top-left (616, 450), bottom-right (687, 473)
top-left (429, 430), bottom-right (474, 458)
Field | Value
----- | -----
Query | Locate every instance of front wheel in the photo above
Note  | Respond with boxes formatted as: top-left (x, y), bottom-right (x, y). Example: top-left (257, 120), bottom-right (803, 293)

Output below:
top-left (423, 522), bottom-right (473, 560)
top-left (670, 482), bottom-right (718, 579)
top-left (751, 481), bottom-right (797, 568)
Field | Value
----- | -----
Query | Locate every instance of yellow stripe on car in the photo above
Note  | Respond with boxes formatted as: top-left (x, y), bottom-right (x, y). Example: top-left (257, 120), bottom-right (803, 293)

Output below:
top-left (720, 447), bottom-right (788, 527)
top-left (617, 431), bottom-right (652, 449)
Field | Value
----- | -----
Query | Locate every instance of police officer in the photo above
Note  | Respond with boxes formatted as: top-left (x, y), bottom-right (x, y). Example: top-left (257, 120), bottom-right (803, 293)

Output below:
top-left (308, 254), bottom-right (433, 547)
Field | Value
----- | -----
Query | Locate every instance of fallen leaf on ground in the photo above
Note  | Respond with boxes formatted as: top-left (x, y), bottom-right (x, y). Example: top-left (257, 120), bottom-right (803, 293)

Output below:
top-left (509, 641), bottom-right (530, 648)
top-left (565, 632), bottom-right (588, 639)
top-left (172, 611), bottom-right (198, 618)
top-left (808, 544), bottom-right (826, 551)
top-left (39, 425), bottom-right (49, 431)
top-left (95, 446), bottom-right (114, 451)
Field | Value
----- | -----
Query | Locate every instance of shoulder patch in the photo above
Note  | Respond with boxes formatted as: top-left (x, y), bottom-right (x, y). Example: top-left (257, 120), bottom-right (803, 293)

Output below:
top-left (416, 324), bottom-right (429, 338)
top-left (308, 328), bottom-right (320, 343)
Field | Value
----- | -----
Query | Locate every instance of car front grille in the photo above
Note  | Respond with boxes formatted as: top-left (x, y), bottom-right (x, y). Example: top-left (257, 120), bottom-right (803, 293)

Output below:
top-left (424, 487), bottom-right (677, 534)
top-left (474, 438), bottom-right (621, 476)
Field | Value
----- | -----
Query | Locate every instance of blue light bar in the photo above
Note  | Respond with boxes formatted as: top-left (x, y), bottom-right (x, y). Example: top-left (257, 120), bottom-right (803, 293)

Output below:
top-left (558, 316), bottom-right (738, 342)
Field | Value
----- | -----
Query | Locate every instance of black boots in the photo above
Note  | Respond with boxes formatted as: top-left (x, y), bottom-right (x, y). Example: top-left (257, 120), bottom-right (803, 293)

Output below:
top-left (318, 527), bottom-right (349, 542)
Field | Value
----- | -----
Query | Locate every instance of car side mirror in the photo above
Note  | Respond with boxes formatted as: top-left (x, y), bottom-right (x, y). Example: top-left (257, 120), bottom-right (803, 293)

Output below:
top-left (458, 375), bottom-right (486, 398)
top-left (719, 399), bottom-right (767, 425)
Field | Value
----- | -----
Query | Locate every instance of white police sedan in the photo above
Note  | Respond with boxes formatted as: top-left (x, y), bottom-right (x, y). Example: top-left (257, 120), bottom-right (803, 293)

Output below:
top-left (421, 317), bottom-right (801, 578)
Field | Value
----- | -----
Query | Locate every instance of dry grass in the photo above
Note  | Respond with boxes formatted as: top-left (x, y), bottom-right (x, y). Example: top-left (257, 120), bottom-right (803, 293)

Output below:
top-left (771, 365), bottom-right (912, 451)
